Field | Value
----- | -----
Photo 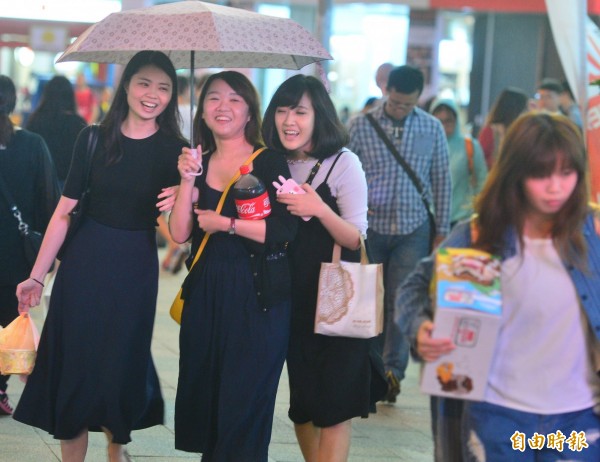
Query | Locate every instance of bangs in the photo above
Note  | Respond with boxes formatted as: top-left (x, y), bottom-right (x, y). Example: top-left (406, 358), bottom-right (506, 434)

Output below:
top-left (523, 148), bottom-right (575, 178)
top-left (520, 125), bottom-right (584, 179)
top-left (271, 80), bottom-right (305, 109)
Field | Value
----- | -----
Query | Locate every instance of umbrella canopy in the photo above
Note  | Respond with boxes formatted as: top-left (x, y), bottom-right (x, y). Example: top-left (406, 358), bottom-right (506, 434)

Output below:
top-left (56, 0), bottom-right (332, 70)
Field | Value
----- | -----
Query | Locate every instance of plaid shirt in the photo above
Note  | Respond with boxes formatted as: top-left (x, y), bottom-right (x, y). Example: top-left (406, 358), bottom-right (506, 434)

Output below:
top-left (348, 104), bottom-right (451, 236)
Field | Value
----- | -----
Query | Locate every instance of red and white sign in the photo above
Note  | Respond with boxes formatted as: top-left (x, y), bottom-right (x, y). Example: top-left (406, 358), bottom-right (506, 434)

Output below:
top-left (405, 0), bottom-right (600, 14)
top-left (546, 0), bottom-right (600, 202)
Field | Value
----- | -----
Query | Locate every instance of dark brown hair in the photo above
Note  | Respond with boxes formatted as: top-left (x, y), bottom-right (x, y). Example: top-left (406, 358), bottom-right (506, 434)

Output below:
top-left (262, 74), bottom-right (348, 160)
top-left (474, 112), bottom-right (588, 267)
top-left (485, 87), bottom-right (529, 127)
top-left (192, 71), bottom-right (262, 152)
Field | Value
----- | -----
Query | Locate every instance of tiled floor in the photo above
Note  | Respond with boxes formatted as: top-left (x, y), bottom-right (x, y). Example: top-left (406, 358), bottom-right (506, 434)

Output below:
top-left (0, 251), bottom-right (434, 461)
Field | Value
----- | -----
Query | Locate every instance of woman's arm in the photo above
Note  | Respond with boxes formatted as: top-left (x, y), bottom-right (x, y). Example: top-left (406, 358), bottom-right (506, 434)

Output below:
top-left (194, 209), bottom-right (267, 243)
top-left (16, 195), bottom-right (78, 309)
top-left (169, 146), bottom-right (200, 243)
top-left (395, 222), bottom-right (473, 361)
top-left (415, 320), bottom-right (456, 362)
top-left (188, 150), bottom-right (296, 245)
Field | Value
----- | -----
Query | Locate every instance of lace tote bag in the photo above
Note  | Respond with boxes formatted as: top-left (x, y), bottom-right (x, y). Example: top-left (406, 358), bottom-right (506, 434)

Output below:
top-left (314, 235), bottom-right (384, 338)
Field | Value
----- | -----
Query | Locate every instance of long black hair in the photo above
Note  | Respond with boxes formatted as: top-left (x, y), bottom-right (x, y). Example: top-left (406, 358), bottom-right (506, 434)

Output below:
top-left (101, 51), bottom-right (185, 164)
top-left (0, 75), bottom-right (16, 147)
top-left (262, 74), bottom-right (348, 160)
top-left (29, 76), bottom-right (78, 119)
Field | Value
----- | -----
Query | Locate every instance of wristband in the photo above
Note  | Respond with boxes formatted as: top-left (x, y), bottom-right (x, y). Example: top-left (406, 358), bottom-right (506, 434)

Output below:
top-left (30, 277), bottom-right (44, 288)
top-left (228, 217), bottom-right (236, 235)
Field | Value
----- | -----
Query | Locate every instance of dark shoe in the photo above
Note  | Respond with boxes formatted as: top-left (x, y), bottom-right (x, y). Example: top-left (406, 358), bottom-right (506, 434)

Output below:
top-left (384, 370), bottom-right (401, 403)
top-left (0, 392), bottom-right (13, 415)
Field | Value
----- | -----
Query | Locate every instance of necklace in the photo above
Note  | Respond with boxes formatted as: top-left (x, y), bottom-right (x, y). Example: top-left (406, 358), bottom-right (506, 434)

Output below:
top-left (286, 158), bottom-right (312, 165)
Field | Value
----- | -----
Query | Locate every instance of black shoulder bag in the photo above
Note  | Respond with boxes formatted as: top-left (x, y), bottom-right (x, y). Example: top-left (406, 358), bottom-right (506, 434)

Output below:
top-left (57, 124), bottom-right (99, 260)
top-left (0, 172), bottom-right (52, 272)
top-left (365, 113), bottom-right (436, 251)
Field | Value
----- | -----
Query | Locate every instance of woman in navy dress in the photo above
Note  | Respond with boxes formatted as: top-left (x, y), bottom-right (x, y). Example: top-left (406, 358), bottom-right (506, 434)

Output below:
top-left (170, 71), bottom-right (296, 461)
top-left (15, 51), bottom-right (187, 462)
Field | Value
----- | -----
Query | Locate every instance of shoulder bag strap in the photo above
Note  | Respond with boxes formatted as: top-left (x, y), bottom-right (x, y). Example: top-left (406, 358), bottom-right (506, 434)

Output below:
top-left (306, 149), bottom-right (345, 186)
top-left (323, 150), bottom-right (345, 184)
top-left (365, 114), bottom-right (429, 206)
top-left (304, 160), bottom-right (323, 186)
top-left (365, 114), bottom-right (436, 249)
top-left (187, 146), bottom-right (267, 271)
top-left (0, 170), bottom-right (30, 236)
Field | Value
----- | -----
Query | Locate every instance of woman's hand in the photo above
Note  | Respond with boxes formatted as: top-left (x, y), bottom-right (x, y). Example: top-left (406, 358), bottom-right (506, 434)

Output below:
top-left (156, 186), bottom-right (179, 212)
top-left (16, 278), bottom-right (44, 312)
top-left (277, 183), bottom-right (327, 219)
top-left (195, 209), bottom-right (228, 234)
top-left (416, 320), bottom-right (455, 362)
top-left (178, 145), bottom-right (202, 181)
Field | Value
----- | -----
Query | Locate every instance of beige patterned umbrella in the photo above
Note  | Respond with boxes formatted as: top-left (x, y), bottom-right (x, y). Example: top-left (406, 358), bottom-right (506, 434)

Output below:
top-left (57, 0), bottom-right (331, 69)
top-left (57, 0), bottom-right (332, 142)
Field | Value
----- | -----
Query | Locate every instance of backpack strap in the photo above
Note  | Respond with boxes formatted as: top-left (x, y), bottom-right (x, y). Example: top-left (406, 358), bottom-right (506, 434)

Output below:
top-left (465, 136), bottom-right (475, 187)
top-left (469, 214), bottom-right (479, 244)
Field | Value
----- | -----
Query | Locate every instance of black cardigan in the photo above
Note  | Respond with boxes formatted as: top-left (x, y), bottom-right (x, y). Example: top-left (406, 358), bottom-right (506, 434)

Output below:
top-left (185, 147), bottom-right (298, 310)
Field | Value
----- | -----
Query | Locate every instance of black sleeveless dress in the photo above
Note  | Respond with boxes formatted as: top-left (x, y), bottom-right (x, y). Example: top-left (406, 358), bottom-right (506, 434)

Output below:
top-left (286, 153), bottom-right (387, 427)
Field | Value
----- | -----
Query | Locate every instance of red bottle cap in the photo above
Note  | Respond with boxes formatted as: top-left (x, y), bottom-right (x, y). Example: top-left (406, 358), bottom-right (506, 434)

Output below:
top-left (239, 165), bottom-right (250, 175)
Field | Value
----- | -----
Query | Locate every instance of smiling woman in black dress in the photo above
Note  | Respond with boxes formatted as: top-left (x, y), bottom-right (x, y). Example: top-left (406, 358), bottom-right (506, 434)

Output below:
top-left (262, 74), bottom-right (387, 462)
top-left (14, 51), bottom-right (187, 462)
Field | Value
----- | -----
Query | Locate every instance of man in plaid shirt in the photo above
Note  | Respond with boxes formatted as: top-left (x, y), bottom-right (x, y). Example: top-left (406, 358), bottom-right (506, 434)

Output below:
top-left (348, 65), bottom-right (451, 403)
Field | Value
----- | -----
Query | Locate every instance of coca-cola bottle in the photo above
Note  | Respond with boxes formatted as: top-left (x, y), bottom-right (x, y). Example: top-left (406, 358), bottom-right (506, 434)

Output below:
top-left (233, 165), bottom-right (272, 219)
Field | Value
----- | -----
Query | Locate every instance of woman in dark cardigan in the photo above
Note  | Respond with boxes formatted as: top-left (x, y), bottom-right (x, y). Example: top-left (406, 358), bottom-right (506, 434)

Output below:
top-left (0, 75), bottom-right (60, 416)
top-left (170, 71), bottom-right (297, 461)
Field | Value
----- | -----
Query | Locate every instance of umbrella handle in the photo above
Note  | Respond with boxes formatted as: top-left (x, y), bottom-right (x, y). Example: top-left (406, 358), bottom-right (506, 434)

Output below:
top-left (189, 50), bottom-right (195, 146)
top-left (188, 148), bottom-right (203, 176)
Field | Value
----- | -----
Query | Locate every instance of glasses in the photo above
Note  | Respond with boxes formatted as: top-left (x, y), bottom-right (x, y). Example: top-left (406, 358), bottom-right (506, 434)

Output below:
top-left (534, 92), bottom-right (556, 101)
top-left (386, 98), bottom-right (417, 110)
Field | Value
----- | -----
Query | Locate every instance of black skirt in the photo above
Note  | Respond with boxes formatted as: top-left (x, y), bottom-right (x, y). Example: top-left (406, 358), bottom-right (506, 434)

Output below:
top-left (13, 218), bottom-right (164, 444)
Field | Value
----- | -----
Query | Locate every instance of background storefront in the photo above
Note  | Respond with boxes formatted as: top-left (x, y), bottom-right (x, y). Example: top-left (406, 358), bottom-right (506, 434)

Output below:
top-left (1, 0), bottom-right (599, 132)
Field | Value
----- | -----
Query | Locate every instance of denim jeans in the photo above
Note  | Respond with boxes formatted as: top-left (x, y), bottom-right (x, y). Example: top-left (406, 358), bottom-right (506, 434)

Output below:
top-left (367, 221), bottom-right (431, 380)
top-left (463, 401), bottom-right (600, 462)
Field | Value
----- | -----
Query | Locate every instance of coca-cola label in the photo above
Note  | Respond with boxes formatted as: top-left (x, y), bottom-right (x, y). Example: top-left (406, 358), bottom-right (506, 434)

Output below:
top-left (235, 191), bottom-right (271, 219)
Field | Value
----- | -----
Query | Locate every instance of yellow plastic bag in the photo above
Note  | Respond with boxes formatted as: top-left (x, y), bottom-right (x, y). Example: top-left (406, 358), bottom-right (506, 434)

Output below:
top-left (0, 313), bottom-right (40, 375)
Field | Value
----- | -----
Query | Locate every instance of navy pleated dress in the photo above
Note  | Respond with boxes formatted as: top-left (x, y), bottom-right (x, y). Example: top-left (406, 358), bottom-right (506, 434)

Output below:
top-left (174, 150), bottom-right (296, 462)
top-left (13, 128), bottom-right (185, 444)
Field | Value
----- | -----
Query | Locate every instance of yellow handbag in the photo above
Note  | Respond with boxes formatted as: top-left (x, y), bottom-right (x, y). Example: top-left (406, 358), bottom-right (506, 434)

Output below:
top-left (169, 147), bottom-right (266, 324)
